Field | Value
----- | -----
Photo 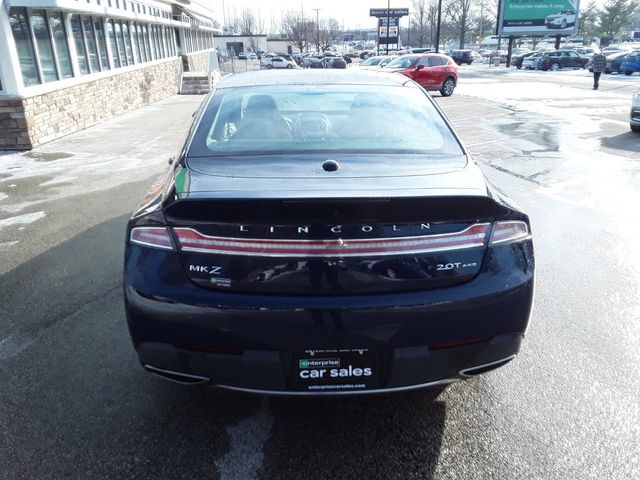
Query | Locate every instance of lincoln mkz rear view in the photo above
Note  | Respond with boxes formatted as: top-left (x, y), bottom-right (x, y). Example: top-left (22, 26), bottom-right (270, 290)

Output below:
top-left (124, 70), bottom-right (534, 395)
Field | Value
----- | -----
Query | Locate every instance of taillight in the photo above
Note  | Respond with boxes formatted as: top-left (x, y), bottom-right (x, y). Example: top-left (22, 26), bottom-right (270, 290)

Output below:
top-left (130, 227), bottom-right (175, 250)
top-left (490, 221), bottom-right (530, 246)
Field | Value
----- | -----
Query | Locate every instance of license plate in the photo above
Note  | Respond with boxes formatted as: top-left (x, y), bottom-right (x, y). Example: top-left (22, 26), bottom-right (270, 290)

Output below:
top-left (292, 348), bottom-right (379, 392)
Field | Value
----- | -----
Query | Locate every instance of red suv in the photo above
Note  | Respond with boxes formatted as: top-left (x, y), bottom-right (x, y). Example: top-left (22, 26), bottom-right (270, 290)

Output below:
top-left (385, 53), bottom-right (458, 96)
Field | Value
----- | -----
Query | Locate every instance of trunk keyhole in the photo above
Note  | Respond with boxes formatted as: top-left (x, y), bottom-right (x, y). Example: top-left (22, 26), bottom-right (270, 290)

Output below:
top-left (323, 160), bottom-right (339, 172)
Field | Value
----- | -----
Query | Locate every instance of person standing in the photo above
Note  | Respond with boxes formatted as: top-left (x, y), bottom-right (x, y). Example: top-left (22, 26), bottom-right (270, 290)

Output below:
top-left (590, 50), bottom-right (607, 90)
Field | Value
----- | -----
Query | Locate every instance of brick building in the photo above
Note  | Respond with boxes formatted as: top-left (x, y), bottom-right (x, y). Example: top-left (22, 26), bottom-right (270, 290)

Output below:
top-left (0, 0), bottom-right (219, 149)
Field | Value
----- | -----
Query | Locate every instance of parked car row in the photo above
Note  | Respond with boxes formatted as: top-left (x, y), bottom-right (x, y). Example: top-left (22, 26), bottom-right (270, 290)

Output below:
top-left (516, 49), bottom-right (588, 71)
top-left (512, 46), bottom-right (640, 75)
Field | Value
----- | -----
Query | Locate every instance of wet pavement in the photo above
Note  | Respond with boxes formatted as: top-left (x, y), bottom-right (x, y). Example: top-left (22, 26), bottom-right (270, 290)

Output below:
top-left (1, 71), bottom-right (639, 479)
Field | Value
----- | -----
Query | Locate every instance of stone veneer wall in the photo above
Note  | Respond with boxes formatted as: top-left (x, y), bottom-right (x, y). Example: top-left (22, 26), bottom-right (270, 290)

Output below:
top-left (0, 50), bottom-right (212, 149)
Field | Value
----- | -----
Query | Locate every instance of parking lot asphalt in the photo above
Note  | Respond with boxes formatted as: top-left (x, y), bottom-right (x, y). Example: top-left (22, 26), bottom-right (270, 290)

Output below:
top-left (1, 70), bottom-right (639, 480)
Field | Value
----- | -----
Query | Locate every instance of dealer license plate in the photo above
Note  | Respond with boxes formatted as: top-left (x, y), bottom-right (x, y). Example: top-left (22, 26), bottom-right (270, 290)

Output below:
top-left (292, 348), bottom-right (379, 392)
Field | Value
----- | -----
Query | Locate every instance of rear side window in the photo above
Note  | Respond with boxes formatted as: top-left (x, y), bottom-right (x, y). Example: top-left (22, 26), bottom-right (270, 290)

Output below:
top-left (188, 85), bottom-right (463, 157)
top-left (428, 56), bottom-right (445, 66)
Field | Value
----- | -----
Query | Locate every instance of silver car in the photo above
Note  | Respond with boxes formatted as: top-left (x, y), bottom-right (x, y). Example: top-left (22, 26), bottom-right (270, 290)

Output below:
top-left (631, 89), bottom-right (640, 133)
top-left (522, 52), bottom-right (544, 70)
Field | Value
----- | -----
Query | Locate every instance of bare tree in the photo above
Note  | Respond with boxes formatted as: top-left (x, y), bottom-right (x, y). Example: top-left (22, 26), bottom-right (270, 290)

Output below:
top-left (237, 8), bottom-right (265, 53)
top-left (444, 0), bottom-right (474, 48)
top-left (530, 36), bottom-right (542, 50)
top-left (410, 0), bottom-right (430, 47)
top-left (311, 17), bottom-right (342, 52)
top-left (281, 11), bottom-right (308, 53)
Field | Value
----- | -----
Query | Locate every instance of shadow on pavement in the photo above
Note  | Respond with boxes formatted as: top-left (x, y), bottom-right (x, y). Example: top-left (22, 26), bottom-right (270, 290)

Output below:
top-left (0, 214), bottom-right (262, 478)
top-left (600, 131), bottom-right (640, 153)
top-left (0, 213), bottom-right (447, 479)
top-left (261, 388), bottom-right (447, 479)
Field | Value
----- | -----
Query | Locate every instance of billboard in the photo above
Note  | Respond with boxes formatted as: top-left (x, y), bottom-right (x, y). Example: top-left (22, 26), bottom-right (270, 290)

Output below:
top-left (498, 0), bottom-right (580, 35)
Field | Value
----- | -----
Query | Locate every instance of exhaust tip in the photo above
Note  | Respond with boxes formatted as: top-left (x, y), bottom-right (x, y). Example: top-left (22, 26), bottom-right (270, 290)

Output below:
top-left (459, 355), bottom-right (516, 378)
top-left (144, 364), bottom-right (210, 385)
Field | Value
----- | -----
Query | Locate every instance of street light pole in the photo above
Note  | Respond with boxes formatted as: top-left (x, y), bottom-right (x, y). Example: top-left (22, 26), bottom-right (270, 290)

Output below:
top-left (479, 0), bottom-right (484, 48)
top-left (313, 8), bottom-right (321, 53)
top-left (435, 0), bottom-right (442, 53)
top-left (385, 0), bottom-right (390, 55)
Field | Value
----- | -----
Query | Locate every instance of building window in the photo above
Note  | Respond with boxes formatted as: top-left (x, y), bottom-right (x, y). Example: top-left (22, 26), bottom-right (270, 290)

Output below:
top-left (132, 23), bottom-right (143, 62)
top-left (94, 18), bottom-right (110, 70)
top-left (159, 26), bottom-right (167, 58)
top-left (114, 21), bottom-right (127, 66)
top-left (122, 22), bottom-right (134, 64)
top-left (106, 20), bottom-right (120, 68)
top-left (8, 8), bottom-right (40, 86)
top-left (174, 27), bottom-right (181, 55)
top-left (82, 17), bottom-right (101, 73)
top-left (48, 12), bottom-right (73, 79)
top-left (30, 10), bottom-right (58, 82)
top-left (70, 16), bottom-right (90, 75)
top-left (142, 24), bottom-right (152, 60)
top-left (150, 25), bottom-right (159, 59)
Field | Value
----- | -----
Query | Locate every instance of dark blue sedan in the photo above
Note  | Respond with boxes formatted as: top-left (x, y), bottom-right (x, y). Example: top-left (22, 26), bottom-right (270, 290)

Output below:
top-left (124, 70), bottom-right (535, 395)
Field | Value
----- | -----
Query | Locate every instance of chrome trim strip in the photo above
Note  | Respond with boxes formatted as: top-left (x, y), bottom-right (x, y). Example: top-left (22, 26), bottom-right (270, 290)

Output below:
top-left (173, 223), bottom-right (491, 258)
top-left (179, 243), bottom-right (486, 257)
top-left (213, 378), bottom-right (460, 396)
top-left (458, 354), bottom-right (517, 378)
top-left (143, 364), bottom-right (210, 384)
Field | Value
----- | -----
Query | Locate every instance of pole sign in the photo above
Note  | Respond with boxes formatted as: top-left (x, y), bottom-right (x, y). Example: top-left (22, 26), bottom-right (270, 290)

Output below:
top-left (378, 17), bottom-right (399, 44)
top-left (370, 7), bottom-right (408, 47)
top-left (498, 0), bottom-right (580, 35)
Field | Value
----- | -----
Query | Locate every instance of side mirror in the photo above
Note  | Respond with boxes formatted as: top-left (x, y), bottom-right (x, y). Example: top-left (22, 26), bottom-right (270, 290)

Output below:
top-left (415, 64), bottom-right (425, 70)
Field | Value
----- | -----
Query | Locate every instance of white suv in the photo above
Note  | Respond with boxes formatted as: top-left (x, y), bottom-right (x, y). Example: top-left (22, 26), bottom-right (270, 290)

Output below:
top-left (545, 10), bottom-right (576, 29)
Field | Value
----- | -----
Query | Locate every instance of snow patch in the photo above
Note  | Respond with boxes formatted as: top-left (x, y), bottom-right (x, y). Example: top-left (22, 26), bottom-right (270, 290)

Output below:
top-left (0, 211), bottom-right (46, 229)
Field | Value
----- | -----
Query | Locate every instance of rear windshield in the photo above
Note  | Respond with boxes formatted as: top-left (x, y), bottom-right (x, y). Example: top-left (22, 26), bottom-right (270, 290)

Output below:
top-left (187, 84), bottom-right (463, 157)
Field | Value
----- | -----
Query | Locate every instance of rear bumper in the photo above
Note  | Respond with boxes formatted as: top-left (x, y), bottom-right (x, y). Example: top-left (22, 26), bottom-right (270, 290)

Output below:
top-left (124, 242), bottom-right (533, 394)
top-left (137, 334), bottom-right (523, 394)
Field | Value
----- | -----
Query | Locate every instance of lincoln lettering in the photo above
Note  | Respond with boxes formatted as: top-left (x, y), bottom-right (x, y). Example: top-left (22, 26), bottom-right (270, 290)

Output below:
top-left (235, 223), bottom-right (431, 235)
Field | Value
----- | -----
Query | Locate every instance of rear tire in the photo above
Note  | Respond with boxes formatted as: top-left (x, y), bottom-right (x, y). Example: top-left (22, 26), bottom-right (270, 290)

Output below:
top-left (266, 64), bottom-right (273, 69)
top-left (631, 125), bottom-right (640, 133)
top-left (286, 64), bottom-right (293, 69)
top-left (625, 71), bottom-right (632, 76)
top-left (440, 77), bottom-right (455, 97)
top-left (517, 65), bottom-right (522, 69)
top-left (550, 63), bottom-right (560, 71)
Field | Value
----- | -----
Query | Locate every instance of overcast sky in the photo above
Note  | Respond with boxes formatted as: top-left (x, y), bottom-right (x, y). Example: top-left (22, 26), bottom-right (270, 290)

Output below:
top-left (208, 0), bottom-right (406, 31)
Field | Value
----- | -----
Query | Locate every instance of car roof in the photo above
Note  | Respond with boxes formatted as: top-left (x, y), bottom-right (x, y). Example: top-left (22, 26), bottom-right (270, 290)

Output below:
top-left (216, 70), bottom-right (414, 89)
